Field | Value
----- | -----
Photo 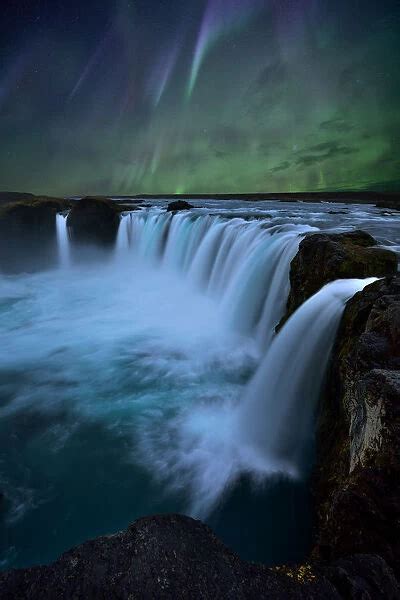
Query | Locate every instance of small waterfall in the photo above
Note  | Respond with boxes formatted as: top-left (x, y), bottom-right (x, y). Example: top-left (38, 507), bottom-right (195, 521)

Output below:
top-left (117, 210), bottom-right (317, 344)
top-left (116, 213), bottom-right (132, 251)
top-left (56, 213), bottom-right (71, 268)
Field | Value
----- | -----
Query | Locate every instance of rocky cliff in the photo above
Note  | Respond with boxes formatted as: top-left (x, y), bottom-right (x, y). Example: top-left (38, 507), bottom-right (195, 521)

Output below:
top-left (279, 230), bottom-right (397, 327)
top-left (313, 276), bottom-right (400, 575)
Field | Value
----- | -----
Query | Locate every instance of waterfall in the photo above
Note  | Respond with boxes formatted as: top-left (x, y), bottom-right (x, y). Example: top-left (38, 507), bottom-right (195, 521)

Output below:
top-left (238, 277), bottom-right (377, 475)
top-left (56, 213), bottom-right (71, 268)
top-left (116, 213), bottom-right (132, 252)
top-left (140, 276), bottom-right (376, 517)
top-left (117, 210), bottom-right (317, 344)
top-left (116, 212), bottom-right (377, 515)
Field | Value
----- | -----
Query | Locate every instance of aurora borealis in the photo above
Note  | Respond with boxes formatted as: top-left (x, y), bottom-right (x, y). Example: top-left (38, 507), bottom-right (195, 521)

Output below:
top-left (0, 0), bottom-right (399, 196)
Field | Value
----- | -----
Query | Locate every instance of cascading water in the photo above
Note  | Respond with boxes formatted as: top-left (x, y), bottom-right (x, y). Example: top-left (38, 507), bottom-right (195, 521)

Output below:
top-left (138, 275), bottom-right (377, 517)
top-left (116, 210), bottom-right (317, 344)
top-left (56, 213), bottom-right (70, 268)
top-left (3, 202), bottom-right (390, 570)
top-left (238, 277), bottom-right (378, 474)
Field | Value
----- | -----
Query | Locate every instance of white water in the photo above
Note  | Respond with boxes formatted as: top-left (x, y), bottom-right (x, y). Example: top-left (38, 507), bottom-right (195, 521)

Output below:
top-left (116, 210), bottom-right (317, 345)
top-left (0, 203), bottom-right (387, 568)
top-left (113, 208), bottom-right (378, 515)
top-left (139, 276), bottom-right (376, 516)
top-left (0, 201), bottom-right (398, 567)
top-left (53, 209), bottom-right (377, 516)
top-left (238, 277), bottom-right (378, 473)
top-left (56, 214), bottom-right (70, 268)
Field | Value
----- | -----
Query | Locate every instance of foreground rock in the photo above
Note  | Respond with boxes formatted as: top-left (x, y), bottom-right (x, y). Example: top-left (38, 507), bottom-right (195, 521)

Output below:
top-left (167, 200), bottom-right (194, 212)
top-left (1, 514), bottom-right (399, 599)
top-left (0, 196), bottom-right (70, 273)
top-left (280, 230), bottom-right (397, 325)
top-left (67, 197), bottom-right (120, 246)
top-left (313, 276), bottom-right (400, 576)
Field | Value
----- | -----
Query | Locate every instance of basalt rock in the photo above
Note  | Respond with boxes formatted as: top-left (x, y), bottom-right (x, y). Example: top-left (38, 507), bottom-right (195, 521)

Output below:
top-left (313, 276), bottom-right (400, 576)
top-left (0, 197), bottom-right (70, 273)
top-left (166, 200), bottom-right (194, 212)
top-left (279, 230), bottom-right (397, 327)
top-left (2, 513), bottom-right (399, 599)
top-left (67, 197), bottom-right (120, 246)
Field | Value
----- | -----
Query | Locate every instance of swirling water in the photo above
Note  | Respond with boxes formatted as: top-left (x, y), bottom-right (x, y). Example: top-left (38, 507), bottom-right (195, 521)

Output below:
top-left (0, 201), bottom-right (398, 569)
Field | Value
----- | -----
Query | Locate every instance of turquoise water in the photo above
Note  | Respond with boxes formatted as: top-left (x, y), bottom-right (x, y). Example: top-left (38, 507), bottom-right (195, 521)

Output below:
top-left (0, 257), bottom-right (262, 569)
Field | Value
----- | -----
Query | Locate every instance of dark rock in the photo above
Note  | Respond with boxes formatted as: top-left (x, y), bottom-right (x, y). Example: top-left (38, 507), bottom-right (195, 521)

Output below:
top-left (313, 276), bottom-right (400, 576)
top-left (67, 197), bottom-right (120, 246)
top-left (376, 200), bottom-right (400, 211)
top-left (2, 514), bottom-right (398, 599)
top-left (0, 197), bottom-right (70, 273)
top-left (324, 554), bottom-right (400, 599)
top-left (279, 230), bottom-right (397, 326)
top-left (166, 200), bottom-right (194, 212)
top-left (0, 514), bottom-right (353, 599)
top-left (0, 192), bottom-right (36, 206)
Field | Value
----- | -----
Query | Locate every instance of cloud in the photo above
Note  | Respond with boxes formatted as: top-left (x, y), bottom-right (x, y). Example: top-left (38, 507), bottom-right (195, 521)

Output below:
top-left (295, 141), bottom-right (358, 167)
top-left (270, 160), bottom-right (291, 172)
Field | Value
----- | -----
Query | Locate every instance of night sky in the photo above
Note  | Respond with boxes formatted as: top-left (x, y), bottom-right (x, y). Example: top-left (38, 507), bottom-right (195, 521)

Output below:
top-left (1, 0), bottom-right (399, 196)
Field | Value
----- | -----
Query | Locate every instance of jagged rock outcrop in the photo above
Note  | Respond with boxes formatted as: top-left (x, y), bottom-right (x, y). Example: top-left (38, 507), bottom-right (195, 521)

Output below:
top-left (1, 514), bottom-right (399, 599)
top-left (166, 200), bottom-right (194, 212)
top-left (280, 231), bottom-right (397, 326)
top-left (67, 197), bottom-right (120, 246)
top-left (313, 276), bottom-right (400, 576)
top-left (0, 197), bottom-right (70, 273)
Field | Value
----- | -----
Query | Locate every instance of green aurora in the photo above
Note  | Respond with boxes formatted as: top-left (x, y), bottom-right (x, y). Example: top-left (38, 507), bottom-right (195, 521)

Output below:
top-left (0, 0), bottom-right (399, 196)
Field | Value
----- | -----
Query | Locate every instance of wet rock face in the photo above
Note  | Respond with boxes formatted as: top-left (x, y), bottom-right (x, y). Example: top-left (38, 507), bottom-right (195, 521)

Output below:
top-left (166, 200), bottom-right (194, 212)
top-left (2, 513), bottom-right (399, 599)
top-left (0, 198), bottom-right (69, 273)
top-left (314, 276), bottom-right (400, 576)
top-left (67, 197), bottom-right (120, 246)
top-left (281, 231), bottom-right (397, 324)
